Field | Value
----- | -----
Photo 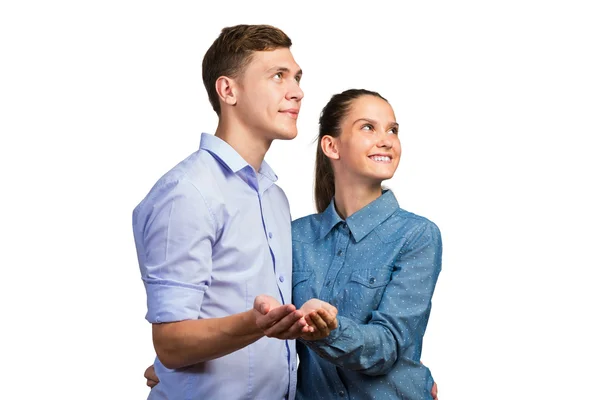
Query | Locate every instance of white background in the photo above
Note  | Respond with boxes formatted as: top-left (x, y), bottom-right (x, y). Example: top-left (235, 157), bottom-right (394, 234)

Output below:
top-left (1, 1), bottom-right (599, 399)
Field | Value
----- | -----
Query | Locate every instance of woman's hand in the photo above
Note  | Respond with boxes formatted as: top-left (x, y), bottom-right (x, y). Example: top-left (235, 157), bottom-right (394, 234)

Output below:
top-left (299, 299), bottom-right (338, 341)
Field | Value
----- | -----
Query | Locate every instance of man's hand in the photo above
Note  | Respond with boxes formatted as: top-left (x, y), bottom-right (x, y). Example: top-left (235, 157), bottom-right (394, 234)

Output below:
top-left (432, 381), bottom-right (438, 399)
top-left (253, 294), bottom-right (312, 339)
top-left (298, 299), bottom-right (338, 341)
top-left (144, 365), bottom-right (159, 388)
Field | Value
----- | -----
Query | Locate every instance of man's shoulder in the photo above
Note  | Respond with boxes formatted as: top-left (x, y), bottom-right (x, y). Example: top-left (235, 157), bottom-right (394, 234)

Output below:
top-left (133, 149), bottom-right (219, 214)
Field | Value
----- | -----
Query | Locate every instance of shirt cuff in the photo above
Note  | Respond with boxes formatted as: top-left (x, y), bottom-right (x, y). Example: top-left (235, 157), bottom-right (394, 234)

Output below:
top-left (144, 281), bottom-right (207, 323)
top-left (308, 315), bottom-right (350, 350)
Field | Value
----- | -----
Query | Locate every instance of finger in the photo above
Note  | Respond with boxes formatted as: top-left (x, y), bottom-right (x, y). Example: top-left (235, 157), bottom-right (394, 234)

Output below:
top-left (317, 309), bottom-right (338, 329)
top-left (296, 314), bottom-right (314, 334)
top-left (144, 365), bottom-right (158, 382)
top-left (256, 302), bottom-right (270, 315)
top-left (256, 304), bottom-right (296, 330)
top-left (303, 314), bottom-right (317, 331)
top-left (309, 311), bottom-right (329, 332)
top-left (254, 294), bottom-right (280, 315)
top-left (147, 379), bottom-right (158, 388)
top-left (301, 315), bottom-right (316, 332)
top-left (275, 315), bottom-right (312, 338)
top-left (264, 309), bottom-right (306, 337)
top-left (321, 303), bottom-right (338, 317)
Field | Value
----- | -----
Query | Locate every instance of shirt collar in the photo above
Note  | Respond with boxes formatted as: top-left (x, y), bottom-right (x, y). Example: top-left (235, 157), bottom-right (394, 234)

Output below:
top-left (199, 132), bottom-right (278, 182)
top-left (319, 189), bottom-right (399, 242)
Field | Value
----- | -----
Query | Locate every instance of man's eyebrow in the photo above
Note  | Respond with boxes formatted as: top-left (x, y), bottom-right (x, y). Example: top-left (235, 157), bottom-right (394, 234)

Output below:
top-left (266, 66), bottom-right (303, 77)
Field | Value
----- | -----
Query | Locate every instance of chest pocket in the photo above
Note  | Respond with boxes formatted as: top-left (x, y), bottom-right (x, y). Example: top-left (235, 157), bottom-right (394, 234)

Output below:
top-left (349, 268), bottom-right (393, 288)
top-left (337, 266), bottom-right (394, 323)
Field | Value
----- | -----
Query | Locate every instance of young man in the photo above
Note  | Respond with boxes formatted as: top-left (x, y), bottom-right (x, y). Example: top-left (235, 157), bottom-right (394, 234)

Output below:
top-left (132, 24), bottom-right (319, 399)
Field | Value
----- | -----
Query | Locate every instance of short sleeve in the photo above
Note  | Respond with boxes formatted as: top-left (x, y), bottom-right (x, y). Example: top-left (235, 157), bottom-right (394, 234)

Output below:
top-left (133, 179), bottom-right (216, 323)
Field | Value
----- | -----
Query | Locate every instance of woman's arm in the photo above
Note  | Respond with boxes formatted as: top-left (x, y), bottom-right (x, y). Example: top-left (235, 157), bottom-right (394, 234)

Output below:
top-left (301, 221), bottom-right (442, 376)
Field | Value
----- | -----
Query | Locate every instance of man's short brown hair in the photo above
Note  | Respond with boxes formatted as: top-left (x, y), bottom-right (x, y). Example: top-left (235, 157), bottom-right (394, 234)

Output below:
top-left (202, 24), bottom-right (292, 116)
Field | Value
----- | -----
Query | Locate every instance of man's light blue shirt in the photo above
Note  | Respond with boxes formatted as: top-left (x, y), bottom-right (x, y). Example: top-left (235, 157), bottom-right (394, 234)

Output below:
top-left (133, 133), bottom-right (296, 400)
top-left (292, 190), bottom-right (441, 400)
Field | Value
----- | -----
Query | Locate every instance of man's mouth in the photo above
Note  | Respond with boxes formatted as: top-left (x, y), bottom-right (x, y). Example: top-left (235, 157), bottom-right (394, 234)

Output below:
top-left (280, 109), bottom-right (299, 119)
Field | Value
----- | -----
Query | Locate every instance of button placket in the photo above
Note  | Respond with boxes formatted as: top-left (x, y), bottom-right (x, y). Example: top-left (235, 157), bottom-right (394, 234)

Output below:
top-left (257, 192), bottom-right (286, 305)
top-left (320, 228), bottom-right (350, 300)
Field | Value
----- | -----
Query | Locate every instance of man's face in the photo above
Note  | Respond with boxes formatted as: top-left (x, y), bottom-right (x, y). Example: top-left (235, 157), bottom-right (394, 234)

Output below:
top-left (235, 48), bottom-right (304, 142)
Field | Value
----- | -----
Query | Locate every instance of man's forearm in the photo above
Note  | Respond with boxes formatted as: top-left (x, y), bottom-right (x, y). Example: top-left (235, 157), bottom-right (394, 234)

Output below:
top-left (152, 310), bottom-right (263, 369)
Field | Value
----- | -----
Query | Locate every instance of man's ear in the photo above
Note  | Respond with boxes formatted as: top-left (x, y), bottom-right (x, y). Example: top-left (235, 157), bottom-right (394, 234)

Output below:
top-left (215, 76), bottom-right (237, 107)
top-left (321, 135), bottom-right (340, 160)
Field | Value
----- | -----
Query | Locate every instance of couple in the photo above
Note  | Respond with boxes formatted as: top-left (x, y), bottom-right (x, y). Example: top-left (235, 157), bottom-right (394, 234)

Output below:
top-left (133, 24), bottom-right (442, 400)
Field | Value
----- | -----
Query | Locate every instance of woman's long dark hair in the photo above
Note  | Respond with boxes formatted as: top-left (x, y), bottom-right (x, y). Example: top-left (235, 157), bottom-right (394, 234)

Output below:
top-left (314, 89), bottom-right (388, 213)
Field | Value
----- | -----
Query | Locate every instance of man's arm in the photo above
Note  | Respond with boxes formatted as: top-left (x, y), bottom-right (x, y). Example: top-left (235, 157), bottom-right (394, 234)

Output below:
top-left (134, 180), bottom-right (306, 369)
top-left (153, 311), bottom-right (258, 369)
top-left (153, 304), bottom-right (308, 369)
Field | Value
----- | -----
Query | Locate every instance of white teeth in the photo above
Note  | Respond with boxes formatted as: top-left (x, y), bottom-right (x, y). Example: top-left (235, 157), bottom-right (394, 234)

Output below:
top-left (370, 156), bottom-right (391, 162)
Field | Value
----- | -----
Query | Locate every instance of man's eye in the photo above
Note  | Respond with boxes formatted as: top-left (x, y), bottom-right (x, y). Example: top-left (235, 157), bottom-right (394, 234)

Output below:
top-left (274, 73), bottom-right (283, 80)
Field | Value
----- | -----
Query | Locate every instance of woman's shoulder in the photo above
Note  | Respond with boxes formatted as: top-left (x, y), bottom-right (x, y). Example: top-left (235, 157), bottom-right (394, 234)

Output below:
top-left (291, 213), bottom-right (323, 243)
top-left (378, 207), bottom-right (441, 244)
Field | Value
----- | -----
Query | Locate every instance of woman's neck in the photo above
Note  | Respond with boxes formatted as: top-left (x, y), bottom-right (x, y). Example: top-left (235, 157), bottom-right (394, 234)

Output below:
top-left (332, 180), bottom-right (382, 220)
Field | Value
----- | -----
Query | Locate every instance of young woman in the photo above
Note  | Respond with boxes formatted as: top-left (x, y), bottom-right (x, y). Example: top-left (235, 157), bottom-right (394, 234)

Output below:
top-left (291, 88), bottom-right (441, 399)
top-left (144, 89), bottom-right (442, 399)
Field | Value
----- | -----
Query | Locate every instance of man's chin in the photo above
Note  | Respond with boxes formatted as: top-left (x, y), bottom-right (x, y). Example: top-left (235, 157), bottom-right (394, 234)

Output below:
top-left (273, 129), bottom-right (298, 141)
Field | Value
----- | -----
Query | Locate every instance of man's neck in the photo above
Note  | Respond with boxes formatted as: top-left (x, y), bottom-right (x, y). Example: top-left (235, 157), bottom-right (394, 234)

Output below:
top-left (214, 119), bottom-right (271, 172)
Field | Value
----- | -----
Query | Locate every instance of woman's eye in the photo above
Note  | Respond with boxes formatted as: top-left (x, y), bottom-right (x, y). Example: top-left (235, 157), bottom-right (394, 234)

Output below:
top-left (361, 124), bottom-right (374, 131)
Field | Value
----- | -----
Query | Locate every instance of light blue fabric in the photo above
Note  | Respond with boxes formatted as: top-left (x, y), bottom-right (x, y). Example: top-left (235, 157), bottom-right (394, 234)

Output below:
top-left (133, 132), bottom-right (296, 400)
top-left (292, 190), bottom-right (441, 400)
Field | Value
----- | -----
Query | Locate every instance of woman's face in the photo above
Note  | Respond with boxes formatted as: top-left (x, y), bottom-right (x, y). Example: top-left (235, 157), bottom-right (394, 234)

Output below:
top-left (333, 95), bottom-right (401, 184)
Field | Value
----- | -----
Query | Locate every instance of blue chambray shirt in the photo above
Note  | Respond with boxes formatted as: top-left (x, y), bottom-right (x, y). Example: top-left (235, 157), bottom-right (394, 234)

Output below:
top-left (292, 190), bottom-right (442, 400)
top-left (132, 133), bottom-right (296, 400)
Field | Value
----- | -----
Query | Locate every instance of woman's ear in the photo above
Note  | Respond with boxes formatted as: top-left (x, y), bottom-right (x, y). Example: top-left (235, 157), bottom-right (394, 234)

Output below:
top-left (215, 76), bottom-right (237, 107)
top-left (321, 135), bottom-right (340, 160)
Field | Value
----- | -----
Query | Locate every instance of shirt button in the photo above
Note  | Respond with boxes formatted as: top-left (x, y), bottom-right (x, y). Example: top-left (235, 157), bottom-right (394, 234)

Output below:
top-left (338, 391), bottom-right (345, 397)
top-left (369, 277), bottom-right (375, 284)
top-left (268, 232), bottom-right (273, 238)
top-left (337, 250), bottom-right (342, 256)
top-left (342, 223), bottom-right (347, 229)
top-left (279, 275), bottom-right (285, 282)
